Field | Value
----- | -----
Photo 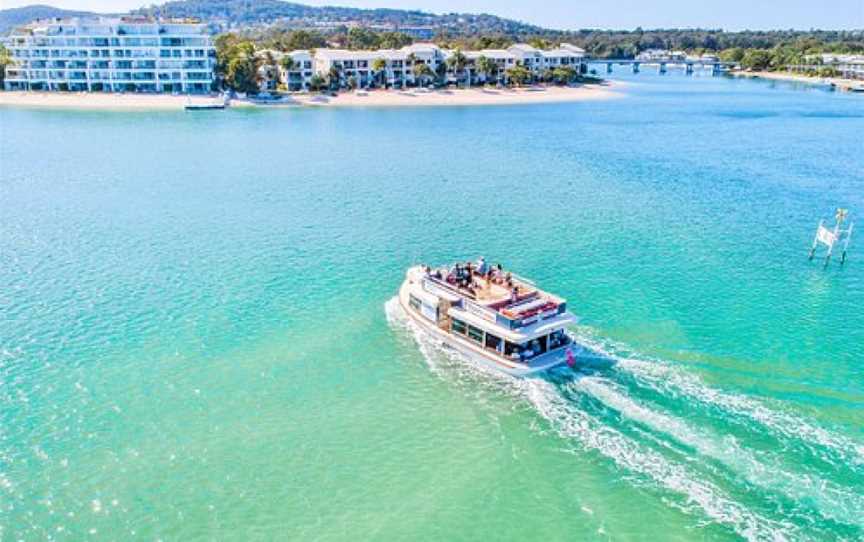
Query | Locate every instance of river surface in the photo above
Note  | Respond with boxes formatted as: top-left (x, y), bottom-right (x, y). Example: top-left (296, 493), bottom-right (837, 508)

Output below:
top-left (1, 73), bottom-right (863, 541)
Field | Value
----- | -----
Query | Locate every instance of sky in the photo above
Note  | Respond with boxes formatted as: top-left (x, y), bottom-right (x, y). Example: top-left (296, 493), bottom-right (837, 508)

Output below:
top-left (2, 0), bottom-right (863, 30)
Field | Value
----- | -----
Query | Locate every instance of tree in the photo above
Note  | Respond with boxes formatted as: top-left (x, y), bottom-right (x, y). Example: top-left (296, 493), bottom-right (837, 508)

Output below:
top-left (282, 30), bottom-right (326, 51)
top-left (372, 57), bottom-right (387, 88)
top-left (309, 74), bottom-right (326, 92)
top-left (412, 62), bottom-right (433, 87)
top-left (346, 27), bottom-right (380, 50)
top-left (379, 32), bottom-right (413, 50)
top-left (474, 55), bottom-right (497, 85)
top-left (504, 64), bottom-right (530, 86)
top-left (327, 65), bottom-right (343, 90)
top-left (552, 66), bottom-right (577, 84)
top-left (719, 47), bottom-right (746, 62)
top-left (434, 60), bottom-right (448, 85)
top-left (740, 49), bottom-right (772, 71)
top-left (0, 44), bottom-right (12, 88)
top-left (280, 55), bottom-right (296, 72)
top-left (215, 35), bottom-right (259, 93)
top-left (446, 49), bottom-right (468, 86)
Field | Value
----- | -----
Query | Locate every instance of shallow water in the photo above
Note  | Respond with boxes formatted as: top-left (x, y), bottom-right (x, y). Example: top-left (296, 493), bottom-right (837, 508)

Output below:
top-left (1, 73), bottom-right (863, 541)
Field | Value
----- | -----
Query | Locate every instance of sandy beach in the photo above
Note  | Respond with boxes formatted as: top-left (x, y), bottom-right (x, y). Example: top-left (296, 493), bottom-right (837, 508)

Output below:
top-left (0, 83), bottom-right (622, 111)
top-left (732, 70), bottom-right (863, 91)
top-left (268, 84), bottom-right (622, 108)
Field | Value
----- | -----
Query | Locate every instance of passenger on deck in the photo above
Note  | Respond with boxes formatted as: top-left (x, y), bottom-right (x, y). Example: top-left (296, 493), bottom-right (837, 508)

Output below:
top-left (476, 256), bottom-right (489, 275)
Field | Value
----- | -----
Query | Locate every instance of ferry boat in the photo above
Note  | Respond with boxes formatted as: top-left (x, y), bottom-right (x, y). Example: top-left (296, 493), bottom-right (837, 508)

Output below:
top-left (398, 260), bottom-right (577, 376)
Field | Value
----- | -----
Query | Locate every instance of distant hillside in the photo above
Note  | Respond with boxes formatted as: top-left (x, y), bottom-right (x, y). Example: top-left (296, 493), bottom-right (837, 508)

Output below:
top-left (0, 4), bottom-right (99, 34)
top-left (0, 0), bottom-right (547, 37)
top-left (130, 0), bottom-right (547, 34)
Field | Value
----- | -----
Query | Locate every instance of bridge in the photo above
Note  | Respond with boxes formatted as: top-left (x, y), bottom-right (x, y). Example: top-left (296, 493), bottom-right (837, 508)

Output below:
top-left (586, 58), bottom-right (738, 75)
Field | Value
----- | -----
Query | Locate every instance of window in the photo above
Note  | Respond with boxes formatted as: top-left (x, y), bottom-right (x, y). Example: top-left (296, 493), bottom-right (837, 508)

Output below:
top-left (467, 325), bottom-right (484, 344)
top-left (504, 341), bottom-right (524, 357)
top-left (485, 334), bottom-right (502, 352)
top-left (451, 319), bottom-right (467, 335)
top-left (409, 294), bottom-right (422, 311)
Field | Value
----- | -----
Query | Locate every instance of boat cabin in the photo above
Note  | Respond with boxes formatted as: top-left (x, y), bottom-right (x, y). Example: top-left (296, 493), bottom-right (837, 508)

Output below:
top-left (405, 263), bottom-right (575, 365)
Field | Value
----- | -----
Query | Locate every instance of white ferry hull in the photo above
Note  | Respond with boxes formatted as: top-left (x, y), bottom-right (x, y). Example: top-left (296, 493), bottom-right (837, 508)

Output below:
top-left (399, 280), bottom-right (567, 377)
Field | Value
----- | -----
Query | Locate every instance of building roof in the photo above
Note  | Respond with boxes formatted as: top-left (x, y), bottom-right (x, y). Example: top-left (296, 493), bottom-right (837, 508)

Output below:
top-left (400, 43), bottom-right (442, 55)
top-left (509, 43), bottom-right (541, 54)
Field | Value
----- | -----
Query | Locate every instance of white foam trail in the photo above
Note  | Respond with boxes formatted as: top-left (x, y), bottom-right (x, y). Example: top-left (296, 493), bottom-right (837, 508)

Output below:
top-left (571, 333), bottom-right (864, 470)
top-left (575, 376), bottom-right (864, 528)
top-left (523, 379), bottom-right (792, 542)
top-left (385, 298), bottom-right (793, 541)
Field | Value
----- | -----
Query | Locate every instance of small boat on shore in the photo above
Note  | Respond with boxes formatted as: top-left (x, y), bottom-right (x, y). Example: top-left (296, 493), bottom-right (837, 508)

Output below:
top-left (184, 94), bottom-right (228, 111)
top-left (184, 103), bottom-right (226, 110)
top-left (398, 260), bottom-right (577, 376)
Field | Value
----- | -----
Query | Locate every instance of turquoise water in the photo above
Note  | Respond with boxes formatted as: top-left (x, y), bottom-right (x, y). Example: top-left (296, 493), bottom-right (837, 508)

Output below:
top-left (1, 73), bottom-right (863, 541)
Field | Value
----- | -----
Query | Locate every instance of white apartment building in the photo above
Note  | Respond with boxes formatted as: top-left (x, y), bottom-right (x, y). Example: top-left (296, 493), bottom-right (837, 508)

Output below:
top-left (313, 43), bottom-right (448, 88)
top-left (256, 49), bottom-right (314, 91)
top-left (3, 16), bottom-right (215, 93)
top-left (819, 54), bottom-right (864, 80)
top-left (304, 42), bottom-right (585, 89)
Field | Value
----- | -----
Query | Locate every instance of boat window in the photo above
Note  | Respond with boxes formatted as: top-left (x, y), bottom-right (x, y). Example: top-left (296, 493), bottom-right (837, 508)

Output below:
top-left (548, 329), bottom-right (570, 350)
top-left (528, 336), bottom-right (549, 356)
top-left (451, 319), bottom-right (467, 335)
top-left (467, 325), bottom-right (484, 343)
top-left (409, 294), bottom-right (422, 311)
top-left (504, 341), bottom-right (524, 357)
top-left (485, 333), bottom-right (502, 351)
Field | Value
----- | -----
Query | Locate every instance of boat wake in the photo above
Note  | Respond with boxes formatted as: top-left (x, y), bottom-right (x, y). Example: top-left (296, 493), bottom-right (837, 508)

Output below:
top-left (384, 297), bottom-right (864, 541)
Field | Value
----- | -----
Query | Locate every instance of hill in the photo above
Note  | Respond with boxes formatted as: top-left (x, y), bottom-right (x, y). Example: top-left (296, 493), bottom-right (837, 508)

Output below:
top-left (130, 0), bottom-right (546, 34)
top-left (0, 0), bottom-right (546, 36)
top-left (0, 4), bottom-right (100, 34)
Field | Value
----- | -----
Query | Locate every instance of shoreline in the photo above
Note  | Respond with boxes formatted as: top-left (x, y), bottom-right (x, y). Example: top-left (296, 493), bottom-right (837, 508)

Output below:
top-left (0, 83), bottom-right (623, 112)
top-left (731, 70), bottom-right (863, 92)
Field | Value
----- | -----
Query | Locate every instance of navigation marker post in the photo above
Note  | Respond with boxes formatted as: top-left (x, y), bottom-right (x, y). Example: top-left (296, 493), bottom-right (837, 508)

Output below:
top-left (809, 208), bottom-right (854, 266)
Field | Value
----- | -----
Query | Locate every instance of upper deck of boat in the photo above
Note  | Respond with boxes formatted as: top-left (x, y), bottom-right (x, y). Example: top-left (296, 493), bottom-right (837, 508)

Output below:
top-left (420, 263), bottom-right (563, 318)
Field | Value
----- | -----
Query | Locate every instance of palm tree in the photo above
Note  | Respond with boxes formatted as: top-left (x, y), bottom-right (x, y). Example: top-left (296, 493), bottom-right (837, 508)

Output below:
top-left (327, 65), bottom-right (343, 91)
top-left (412, 62), bottom-right (433, 87)
top-left (405, 53), bottom-right (417, 86)
top-left (505, 64), bottom-right (530, 87)
top-left (371, 57), bottom-right (387, 88)
top-left (474, 55), bottom-right (496, 85)
top-left (446, 49), bottom-right (468, 87)
top-left (309, 74), bottom-right (326, 92)
top-left (553, 66), bottom-right (577, 85)
top-left (434, 60), bottom-right (448, 86)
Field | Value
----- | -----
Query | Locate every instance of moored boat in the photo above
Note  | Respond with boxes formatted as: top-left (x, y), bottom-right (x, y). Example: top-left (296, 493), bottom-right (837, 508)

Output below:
top-left (398, 259), bottom-right (577, 376)
top-left (184, 94), bottom-right (229, 110)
